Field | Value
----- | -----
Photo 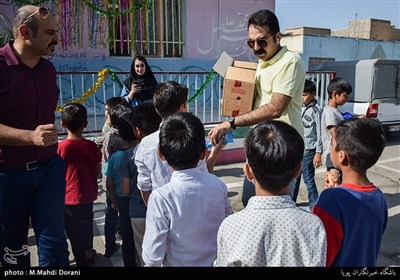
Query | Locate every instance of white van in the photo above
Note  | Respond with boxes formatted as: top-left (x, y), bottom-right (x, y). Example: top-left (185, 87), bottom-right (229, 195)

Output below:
top-left (312, 59), bottom-right (400, 133)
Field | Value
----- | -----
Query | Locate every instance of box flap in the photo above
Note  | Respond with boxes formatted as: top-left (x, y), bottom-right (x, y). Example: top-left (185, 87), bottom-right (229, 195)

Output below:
top-left (213, 51), bottom-right (234, 77)
top-left (233, 60), bottom-right (258, 70)
top-left (225, 66), bottom-right (256, 83)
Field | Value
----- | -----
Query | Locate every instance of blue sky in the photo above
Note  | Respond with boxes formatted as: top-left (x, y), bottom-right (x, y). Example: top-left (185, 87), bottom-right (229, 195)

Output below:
top-left (275, 0), bottom-right (400, 32)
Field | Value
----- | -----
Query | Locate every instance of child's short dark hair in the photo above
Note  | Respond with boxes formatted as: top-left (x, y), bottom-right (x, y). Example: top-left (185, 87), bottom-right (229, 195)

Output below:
top-left (116, 110), bottom-right (136, 142)
top-left (245, 120), bottom-right (304, 192)
top-left (334, 118), bottom-right (385, 171)
top-left (152, 81), bottom-right (188, 119)
top-left (130, 103), bottom-right (162, 135)
top-left (106, 96), bottom-right (128, 108)
top-left (304, 79), bottom-right (316, 93)
top-left (61, 103), bottom-right (87, 132)
top-left (327, 77), bottom-right (352, 99)
top-left (106, 97), bottom-right (128, 119)
top-left (159, 112), bottom-right (205, 169)
top-left (110, 104), bottom-right (130, 127)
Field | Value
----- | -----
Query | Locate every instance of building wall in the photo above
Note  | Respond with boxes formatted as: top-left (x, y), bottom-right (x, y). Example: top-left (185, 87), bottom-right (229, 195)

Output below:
top-left (0, 1), bottom-right (273, 73)
top-left (370, 19), bottom-right (392, 40)
top-left (285, 27), bottom-right (331, 36)
top-left (331, 18), bottom-right (400, 41)
top-left (333, 19), bottom-right (372, 39)
top-left (282, 34), bottom-right (400, 70)
top-left (282, 19), bottom-right (400, 71)
top-left (187, 0), bottom-right (269, 61)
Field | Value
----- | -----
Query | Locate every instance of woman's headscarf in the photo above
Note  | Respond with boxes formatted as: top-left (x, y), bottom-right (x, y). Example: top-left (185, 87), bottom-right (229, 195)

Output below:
top-left (123, 55), bottom-right (158, 101)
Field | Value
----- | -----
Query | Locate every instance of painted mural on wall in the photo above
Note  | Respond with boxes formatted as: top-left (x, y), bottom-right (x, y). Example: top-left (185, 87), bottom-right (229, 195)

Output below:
top-left (0, 0), bottom-right (273, 129)
top-left (187, 1), bottom-right (271, 62)
top-left (0, 0), bottom-right (272, 73)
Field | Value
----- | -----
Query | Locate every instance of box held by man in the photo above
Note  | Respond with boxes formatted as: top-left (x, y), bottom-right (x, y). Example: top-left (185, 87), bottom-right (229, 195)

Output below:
top-left (213, 52), bottom-right (258, 117)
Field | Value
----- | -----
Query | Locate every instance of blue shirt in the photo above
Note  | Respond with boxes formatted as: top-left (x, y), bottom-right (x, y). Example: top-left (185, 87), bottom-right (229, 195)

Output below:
top-left (313, 184), bottom-right (387, 266)
top-left (119, 145), bottom-right (147, 218)
top-left (104, 149), bottom-right (127, 197)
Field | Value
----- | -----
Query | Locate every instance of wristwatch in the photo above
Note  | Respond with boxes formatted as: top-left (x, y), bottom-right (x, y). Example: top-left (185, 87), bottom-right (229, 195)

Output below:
top-left (227, 117), bottom-right (236, 130)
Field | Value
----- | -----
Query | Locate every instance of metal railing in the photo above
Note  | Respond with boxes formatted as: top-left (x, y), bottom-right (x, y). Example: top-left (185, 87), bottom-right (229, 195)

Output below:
top-left (55, 70), bottom-right (335, 134)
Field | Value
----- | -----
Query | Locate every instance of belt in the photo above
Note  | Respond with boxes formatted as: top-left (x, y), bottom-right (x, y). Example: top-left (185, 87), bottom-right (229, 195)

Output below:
top-left (0, 158), bottom-right (53, 172)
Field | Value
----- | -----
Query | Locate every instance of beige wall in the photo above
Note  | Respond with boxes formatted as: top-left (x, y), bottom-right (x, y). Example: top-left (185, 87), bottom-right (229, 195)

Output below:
top-left (285, 18), bottom-right (400, 41)
top-left (285, 27), bottom-right (330, 36)
top-left (331, 19), bottom-right (400, 41)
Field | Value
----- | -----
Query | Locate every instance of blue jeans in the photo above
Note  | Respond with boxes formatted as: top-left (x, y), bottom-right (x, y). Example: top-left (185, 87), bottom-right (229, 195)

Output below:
top-left (242, 176), bottom-right (296, 207)
top-left (0, 155), bottom-right (69, 267)
top-left (293, 149), bottom-right (319, 210)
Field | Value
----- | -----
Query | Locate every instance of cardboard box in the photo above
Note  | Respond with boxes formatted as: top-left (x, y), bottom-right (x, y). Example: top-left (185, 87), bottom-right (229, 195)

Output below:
top-left (233, 60), bottom-right (258, 70)
top-left (213, 52), bottom-right (258, 117)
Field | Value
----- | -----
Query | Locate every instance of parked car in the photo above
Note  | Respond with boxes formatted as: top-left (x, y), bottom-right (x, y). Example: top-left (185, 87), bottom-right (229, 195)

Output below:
top-left (312, 59), bottom-right (400, 133)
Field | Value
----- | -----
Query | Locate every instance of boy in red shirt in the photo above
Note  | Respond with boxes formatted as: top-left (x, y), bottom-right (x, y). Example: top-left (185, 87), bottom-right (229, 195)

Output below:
top-left (57, 103), bottom-right (101, 266)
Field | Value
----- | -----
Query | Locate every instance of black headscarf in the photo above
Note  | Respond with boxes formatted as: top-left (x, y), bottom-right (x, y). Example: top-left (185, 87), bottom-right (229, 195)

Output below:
top-left (123, 55), bottom-right (158, 101)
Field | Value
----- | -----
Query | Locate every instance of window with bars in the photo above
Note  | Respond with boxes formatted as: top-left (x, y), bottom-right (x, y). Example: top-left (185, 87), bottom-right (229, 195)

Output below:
top-left (109, 0), bottom-right (184, 57)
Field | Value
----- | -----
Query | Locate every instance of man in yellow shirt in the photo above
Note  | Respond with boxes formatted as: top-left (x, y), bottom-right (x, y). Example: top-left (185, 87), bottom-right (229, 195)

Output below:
top-left (208, 9), bottom-right (305, 206)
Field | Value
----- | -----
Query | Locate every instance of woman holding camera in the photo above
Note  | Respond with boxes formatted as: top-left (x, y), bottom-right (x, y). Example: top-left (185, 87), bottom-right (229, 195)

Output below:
top-left (121, 55), bottom-right (158, 108)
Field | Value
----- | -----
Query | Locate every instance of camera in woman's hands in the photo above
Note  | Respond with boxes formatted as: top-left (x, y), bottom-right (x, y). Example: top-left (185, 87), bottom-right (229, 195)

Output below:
top-left (132, 80), bottom-right (144, 92)
top-left (133, 79), bottom-right (145, 87)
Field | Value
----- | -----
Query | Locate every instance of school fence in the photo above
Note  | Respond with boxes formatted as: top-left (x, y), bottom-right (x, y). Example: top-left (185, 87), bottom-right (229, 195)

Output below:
top-left (55, 70), bottom-right (335, 134)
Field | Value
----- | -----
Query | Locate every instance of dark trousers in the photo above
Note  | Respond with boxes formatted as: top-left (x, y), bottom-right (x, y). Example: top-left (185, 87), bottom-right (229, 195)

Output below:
top-left (0, 155), bottom-right (69, 267)
top-left (104, 194), bottom-right (118, 249)
top-left (64, 203), bottom-right (94, 267)
top-left (118, 196), bottom-right (137, 267)
top-left (241, 177), bottom-right (255, 208)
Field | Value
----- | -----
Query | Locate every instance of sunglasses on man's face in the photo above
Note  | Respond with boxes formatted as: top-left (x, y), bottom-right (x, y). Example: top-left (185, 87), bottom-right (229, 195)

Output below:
top-left (22, 7), bottom-right (52, 24)
top-left (246, 34), bottom-right (276, 49)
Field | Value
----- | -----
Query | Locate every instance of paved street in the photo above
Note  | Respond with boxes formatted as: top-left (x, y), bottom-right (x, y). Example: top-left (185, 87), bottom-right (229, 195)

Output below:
top-left (217, 132), bottom-right (400, 267)
top-left (27, 132), bottom-right (400, 267)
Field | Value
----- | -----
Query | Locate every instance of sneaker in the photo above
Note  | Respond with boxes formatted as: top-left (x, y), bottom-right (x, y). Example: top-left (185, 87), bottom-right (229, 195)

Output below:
top-left (104, 243), bottom-right (120, 258)
top-left (115, 231), bottom-right (122, 242)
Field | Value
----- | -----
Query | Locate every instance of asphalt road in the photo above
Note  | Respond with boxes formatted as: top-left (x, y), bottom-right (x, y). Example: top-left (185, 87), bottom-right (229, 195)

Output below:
top-left (216, 131), bottom-right (400, 267)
